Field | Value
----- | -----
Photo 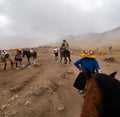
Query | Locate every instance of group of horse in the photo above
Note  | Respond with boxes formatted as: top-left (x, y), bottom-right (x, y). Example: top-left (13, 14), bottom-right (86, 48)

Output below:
top-left (0, 47), bottom-right (72, 71)
top-left (0, 49), bottom-right (37, 71)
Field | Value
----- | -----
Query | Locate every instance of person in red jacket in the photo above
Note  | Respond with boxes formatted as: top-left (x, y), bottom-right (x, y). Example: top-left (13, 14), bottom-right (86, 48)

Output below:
top-left (14, 48), bottom-right (23, 69)
top-left (53, 46), bottom-right (59, 60)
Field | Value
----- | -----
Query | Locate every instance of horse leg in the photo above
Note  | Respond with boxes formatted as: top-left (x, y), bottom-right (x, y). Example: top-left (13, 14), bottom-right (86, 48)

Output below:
top-left (33, 58), bottom-right (36, 65)
top-left (3, 62), bottom-right (7, 71)
top-left (68, 56), bottom-right (72, 64)
top-left (16, 61), bottom-right (18, 68)
top-left (11, 61), bottom-right (14, 68)
top-left (67, 51), bottom-right (71, 64)
top-left (28, 58), bottom-right (30, 65)
top-left (64, 51), bottom-right (68, 64)
top-left (60, 56), bottom-right (62, 63)
top-left (64, 56), bottom-right (67, 64)
top-left (59, 52), bottom-right (61, 62)
top-left (9, 58), bottom-right (14, 68)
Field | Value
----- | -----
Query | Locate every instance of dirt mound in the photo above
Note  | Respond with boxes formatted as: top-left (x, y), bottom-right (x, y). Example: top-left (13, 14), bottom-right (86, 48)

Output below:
top-left (103, 57), bottom-right (116, 62)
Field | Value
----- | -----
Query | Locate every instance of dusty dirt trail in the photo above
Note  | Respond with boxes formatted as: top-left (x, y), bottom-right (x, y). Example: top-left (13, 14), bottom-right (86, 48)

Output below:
top-left (0, 46), bottom-right (120, 117)
top-left (0, 47), bottom-right (83, 117)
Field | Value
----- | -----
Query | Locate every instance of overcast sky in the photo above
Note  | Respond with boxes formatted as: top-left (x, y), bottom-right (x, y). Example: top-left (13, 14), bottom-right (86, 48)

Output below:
top-left (0, 0), bottom-right (120, 49)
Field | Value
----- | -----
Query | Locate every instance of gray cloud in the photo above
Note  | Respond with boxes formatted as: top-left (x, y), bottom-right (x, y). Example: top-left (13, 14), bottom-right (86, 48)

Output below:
top-left (0, 0), bottom-right (120, 49)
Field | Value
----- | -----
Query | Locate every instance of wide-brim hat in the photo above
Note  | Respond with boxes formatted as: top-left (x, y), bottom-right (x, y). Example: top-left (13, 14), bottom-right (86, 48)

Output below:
top-left (80, 50), bottom-right (96, 58)
top-left (14, 48), bottom-right (21, 51)
top-left (14, 48), bottom-right (19, 50)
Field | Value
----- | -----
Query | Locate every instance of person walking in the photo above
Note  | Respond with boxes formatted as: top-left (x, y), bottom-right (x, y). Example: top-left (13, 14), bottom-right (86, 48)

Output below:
top-left (14, 48), bottom-right (23, 69)
top-left (53, 46), bottom-right (59, 60)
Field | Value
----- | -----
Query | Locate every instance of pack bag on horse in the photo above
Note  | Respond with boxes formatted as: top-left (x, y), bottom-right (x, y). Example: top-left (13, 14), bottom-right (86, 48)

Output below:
top-left (60, 39), bottom-right (72, 64)
top-left (80, 69), bottom-right (120, 117)
top-left (0, 50), bottom-right (13, 71)
top-left (23, 48), bottom-right (37, 65)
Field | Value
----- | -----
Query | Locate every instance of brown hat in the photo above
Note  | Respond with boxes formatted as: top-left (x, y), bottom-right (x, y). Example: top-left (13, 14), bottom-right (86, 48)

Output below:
top-left (80, 50), bottom-right (96, 58)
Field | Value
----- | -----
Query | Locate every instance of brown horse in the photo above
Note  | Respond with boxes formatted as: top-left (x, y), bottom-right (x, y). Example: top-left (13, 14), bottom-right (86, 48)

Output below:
top-left (80, 70), bottom-right (120, 117)
top-left (60, 47), bottom-right (72, 64)
top-left (23, 49), bottom-right (37, 65)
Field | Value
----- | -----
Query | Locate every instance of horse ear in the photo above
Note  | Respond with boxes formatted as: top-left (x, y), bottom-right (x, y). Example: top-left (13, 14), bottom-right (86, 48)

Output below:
top-left (84, 68), bottom-right (92, 79)
top-left (109, 71), bottom-right (117, 78)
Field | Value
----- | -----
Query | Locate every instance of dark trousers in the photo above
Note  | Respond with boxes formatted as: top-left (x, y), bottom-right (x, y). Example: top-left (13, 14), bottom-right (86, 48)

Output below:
top-left (73, 72), bottom-right (87, 90)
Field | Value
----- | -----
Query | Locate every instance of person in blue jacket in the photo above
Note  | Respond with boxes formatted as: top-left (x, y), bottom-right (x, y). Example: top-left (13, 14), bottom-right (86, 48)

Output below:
top-left (74, 50), bottom-right (100, 73)
top-left (73, 49), bottom-right (100, 94)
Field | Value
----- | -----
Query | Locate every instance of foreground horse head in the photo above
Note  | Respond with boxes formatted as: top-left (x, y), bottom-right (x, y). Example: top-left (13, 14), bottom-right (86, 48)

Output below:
top-left (81, 70), bottom-right (120, 117)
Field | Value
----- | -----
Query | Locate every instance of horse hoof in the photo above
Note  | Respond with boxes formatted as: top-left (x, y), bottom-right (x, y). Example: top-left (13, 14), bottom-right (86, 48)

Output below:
top-left (3, 69), bottom-right (6, 71)
top-left (16, 67), bottom-right (20, 70)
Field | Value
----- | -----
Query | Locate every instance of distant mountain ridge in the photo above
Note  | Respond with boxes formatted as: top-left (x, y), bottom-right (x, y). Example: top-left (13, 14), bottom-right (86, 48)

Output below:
top-left (66, 26), bottom-right (120, 49)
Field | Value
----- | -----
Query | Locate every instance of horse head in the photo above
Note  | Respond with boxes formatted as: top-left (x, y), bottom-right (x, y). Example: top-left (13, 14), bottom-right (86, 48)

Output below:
top-left (81, 70), bottom-right (120, 117)
top-left (22, 49), bottom-right (25, 57)
top-left (23, 49), bottom-right (30, 57)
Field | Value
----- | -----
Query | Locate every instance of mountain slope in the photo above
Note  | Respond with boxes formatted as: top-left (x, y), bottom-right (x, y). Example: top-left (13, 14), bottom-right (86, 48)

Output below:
top-left (66, 26), bottom-right (120, 49)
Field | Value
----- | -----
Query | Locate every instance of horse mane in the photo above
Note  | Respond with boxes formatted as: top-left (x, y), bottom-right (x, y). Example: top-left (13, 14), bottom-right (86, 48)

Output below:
top-left (95, 73), bottom-right (120, 117)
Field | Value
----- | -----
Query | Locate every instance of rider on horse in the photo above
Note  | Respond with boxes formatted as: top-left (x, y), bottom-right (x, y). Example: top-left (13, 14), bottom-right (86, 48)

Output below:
top-left (61, 39), bottom-right (69, 51)
top-left (60, 39), bottom-right (70, 64)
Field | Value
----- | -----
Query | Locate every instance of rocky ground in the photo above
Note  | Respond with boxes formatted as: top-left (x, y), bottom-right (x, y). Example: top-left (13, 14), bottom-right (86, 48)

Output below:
top-left (0, 46), bottom-right (120, 117)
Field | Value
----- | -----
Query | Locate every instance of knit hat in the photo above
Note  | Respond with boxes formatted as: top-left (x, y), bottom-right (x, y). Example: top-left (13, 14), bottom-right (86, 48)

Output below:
top-left (63, 39), bottom-right (66, 42)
